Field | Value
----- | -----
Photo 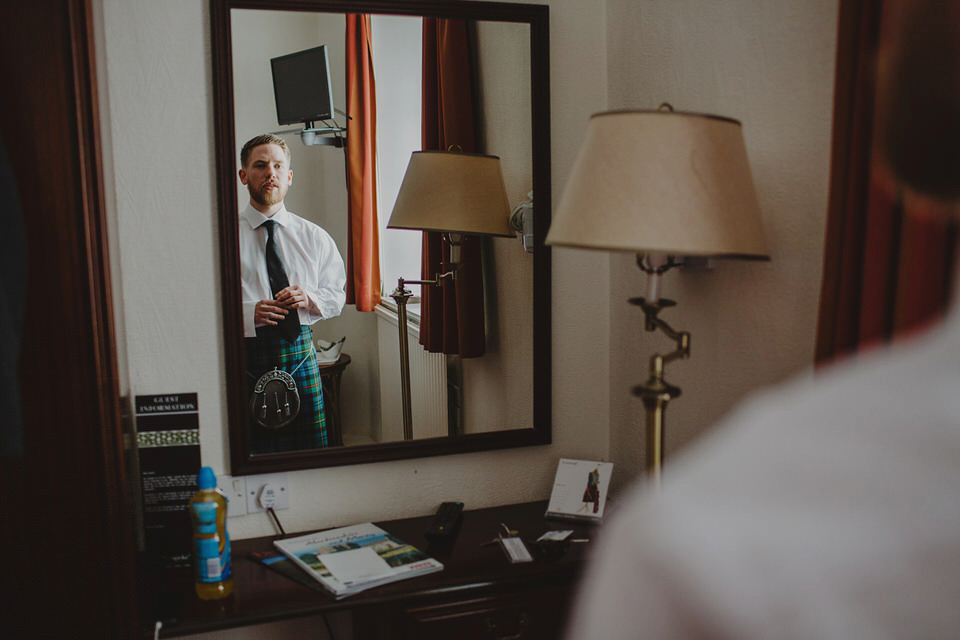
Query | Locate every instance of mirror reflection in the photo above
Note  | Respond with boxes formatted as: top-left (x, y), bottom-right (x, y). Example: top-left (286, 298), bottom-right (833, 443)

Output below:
top-left (229, 8), bottom-right (535, 456)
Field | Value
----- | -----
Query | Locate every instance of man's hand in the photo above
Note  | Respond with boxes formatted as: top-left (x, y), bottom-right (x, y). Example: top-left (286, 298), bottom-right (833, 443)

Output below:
top-left (254, 299), bottom-right (289, 327)
top-left (274, 285), bottom-right (309, 310)
top-left (254, 286), bottom-right (310, 326)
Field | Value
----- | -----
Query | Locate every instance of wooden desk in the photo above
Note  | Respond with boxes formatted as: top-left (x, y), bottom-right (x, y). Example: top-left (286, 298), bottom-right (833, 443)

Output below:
top-left (145, 501), bottom-right (596, 639)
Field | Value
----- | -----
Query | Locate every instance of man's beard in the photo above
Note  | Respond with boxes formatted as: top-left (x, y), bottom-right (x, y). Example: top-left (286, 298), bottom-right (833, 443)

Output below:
top-left (249, 180), bottom-right (285, 207)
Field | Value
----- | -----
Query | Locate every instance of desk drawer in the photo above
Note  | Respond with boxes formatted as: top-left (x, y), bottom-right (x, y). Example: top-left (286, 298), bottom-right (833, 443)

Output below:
top-left (401, 584), bottom-right (572, 640)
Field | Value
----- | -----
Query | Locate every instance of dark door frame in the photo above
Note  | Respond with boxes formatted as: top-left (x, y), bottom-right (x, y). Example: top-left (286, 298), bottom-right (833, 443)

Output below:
top-left (0, 1), bottom-right (138, 636)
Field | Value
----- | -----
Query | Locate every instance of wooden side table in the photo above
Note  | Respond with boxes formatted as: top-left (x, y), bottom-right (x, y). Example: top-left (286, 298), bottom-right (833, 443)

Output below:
top-left (317, 353), bottom-right (350, 447)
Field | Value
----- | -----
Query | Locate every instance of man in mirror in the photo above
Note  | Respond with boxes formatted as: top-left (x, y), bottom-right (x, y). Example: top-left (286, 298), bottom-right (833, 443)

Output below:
top-left (238, 133), bottom-right (346, 452)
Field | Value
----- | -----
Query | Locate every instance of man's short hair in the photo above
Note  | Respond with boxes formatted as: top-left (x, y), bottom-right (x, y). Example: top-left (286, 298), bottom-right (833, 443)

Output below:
top-left (240, 134), bottom-right (291, 168)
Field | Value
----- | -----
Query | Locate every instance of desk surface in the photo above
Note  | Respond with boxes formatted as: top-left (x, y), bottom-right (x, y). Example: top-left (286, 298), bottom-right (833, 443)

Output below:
top-left (147, 501), bottom-right (596, 638)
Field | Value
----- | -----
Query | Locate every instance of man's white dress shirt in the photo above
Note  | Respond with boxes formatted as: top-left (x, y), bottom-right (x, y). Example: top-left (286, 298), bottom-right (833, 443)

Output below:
top-left (567, 285), bottom-right (960, 639)
top-left (239, 203), bottom-right (346, 337)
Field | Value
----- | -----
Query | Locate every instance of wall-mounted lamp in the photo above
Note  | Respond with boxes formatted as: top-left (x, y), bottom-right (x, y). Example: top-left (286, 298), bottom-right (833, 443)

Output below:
top-left (387, 150), bottom-right (514, 440)
top-left (510, 191), bottom-right (535, 253)
top-left (546, 105), bottom-right (769, 484)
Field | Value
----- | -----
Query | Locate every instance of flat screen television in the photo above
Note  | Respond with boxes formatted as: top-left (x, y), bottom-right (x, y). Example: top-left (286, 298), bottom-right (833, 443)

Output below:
top-left (270, 45), bottom-right (334, 126)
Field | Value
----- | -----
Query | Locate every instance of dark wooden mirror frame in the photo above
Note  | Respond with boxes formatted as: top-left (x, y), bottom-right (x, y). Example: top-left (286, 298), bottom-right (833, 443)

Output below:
top-left (211, 0), bottom-right (551, 475)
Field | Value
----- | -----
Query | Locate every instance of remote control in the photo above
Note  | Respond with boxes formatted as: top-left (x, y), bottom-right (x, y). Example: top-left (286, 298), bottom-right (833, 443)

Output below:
top-left (425, 501), bottom-right (464, 542)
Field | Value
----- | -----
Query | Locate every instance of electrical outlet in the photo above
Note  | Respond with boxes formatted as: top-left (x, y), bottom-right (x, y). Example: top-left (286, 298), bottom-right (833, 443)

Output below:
top-left (217, 474), bottom-right (247, 517)
top-left (246, 472), bottom-right (290, 513)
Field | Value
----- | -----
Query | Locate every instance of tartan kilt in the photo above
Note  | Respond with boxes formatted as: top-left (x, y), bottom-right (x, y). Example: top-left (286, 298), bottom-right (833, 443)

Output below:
top-left (245, 325), bottom-right (327, 452)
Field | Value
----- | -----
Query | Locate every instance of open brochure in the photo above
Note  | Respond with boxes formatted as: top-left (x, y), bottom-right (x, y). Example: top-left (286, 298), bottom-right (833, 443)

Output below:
top-left (273, 522), bottom-right (443, 599)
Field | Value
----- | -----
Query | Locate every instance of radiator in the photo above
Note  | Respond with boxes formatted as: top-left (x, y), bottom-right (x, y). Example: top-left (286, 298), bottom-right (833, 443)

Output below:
top-left (377, 308), bottom-right (448, 441)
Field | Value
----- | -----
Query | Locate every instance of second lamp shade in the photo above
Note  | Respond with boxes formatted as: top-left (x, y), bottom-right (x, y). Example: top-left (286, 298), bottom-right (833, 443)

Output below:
top-left (388, 150), bottom-right (514, 237)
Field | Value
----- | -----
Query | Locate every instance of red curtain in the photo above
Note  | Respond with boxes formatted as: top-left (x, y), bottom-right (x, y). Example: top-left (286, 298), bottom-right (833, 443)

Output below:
top-left (419, 17), bottom-right (486, 357)
top-left (815, 0), bottom-right (956, 365)
top-left (345, 14), bottom-right (381, 311)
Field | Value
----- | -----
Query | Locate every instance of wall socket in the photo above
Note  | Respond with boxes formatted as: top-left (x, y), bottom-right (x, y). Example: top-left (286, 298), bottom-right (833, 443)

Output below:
top-left (245, 472), bottom-right (290, 513)
top-left (217, 475), bottom-right (248, 518)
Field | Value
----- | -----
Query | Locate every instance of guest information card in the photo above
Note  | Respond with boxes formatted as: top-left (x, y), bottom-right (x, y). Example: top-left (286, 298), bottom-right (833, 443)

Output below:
top-left (136, 393), bottom-right (200, 570)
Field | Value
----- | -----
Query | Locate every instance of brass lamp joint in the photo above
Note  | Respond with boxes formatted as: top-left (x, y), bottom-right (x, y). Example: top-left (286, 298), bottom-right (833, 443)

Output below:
top-left (631, 297), bottom-right (691, 383)
top-left (646, 327), bottom-right (690, 377)
top-left (393, 270), bottom-right (456, 297)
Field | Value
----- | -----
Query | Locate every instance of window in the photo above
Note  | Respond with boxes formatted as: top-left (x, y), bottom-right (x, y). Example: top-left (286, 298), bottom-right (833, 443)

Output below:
top-left (371, 15), bottom-right (423, 310)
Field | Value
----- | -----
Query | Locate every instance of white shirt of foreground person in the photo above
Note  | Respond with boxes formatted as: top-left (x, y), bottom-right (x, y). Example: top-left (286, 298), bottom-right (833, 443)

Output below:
top-left (567, 284), bottom-right (960, 639)
top-left (239, 203), bottom-right (346, 337)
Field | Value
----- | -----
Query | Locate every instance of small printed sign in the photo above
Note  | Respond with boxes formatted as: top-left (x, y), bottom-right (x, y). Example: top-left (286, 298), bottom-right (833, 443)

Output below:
top-left (136, 393), bottom-right (201, 570)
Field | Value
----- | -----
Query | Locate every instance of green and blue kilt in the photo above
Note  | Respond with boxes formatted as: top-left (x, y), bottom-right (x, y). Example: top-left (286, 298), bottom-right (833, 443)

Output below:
top-left (245, 325), bottom-right (327, 452)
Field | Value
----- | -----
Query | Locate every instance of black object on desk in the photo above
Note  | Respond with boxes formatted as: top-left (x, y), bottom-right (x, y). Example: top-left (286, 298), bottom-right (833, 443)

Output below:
top-left (424, 501), bottom-right (464, 543)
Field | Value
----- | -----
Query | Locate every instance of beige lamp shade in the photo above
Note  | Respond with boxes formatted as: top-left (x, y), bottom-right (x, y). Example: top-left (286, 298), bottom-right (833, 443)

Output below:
top-left (387, 150), bottom-right (514, 237)
top-left (547, 109), bottom-right (769, 258)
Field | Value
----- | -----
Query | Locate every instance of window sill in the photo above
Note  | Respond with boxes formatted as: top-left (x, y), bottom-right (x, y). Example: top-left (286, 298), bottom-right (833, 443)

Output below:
top-left (376, 300), bottom-right (421, 337)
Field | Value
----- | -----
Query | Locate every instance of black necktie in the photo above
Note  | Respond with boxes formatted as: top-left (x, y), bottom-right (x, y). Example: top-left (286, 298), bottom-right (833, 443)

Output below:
top-left (261, 220), bottom-right (300, 343)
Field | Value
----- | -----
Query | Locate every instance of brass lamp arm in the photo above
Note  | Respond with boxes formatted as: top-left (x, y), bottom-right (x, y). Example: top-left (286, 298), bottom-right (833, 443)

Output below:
top-left (647, 316), bottom-right (691, 369)
top-left (393, 271), bottom-right (456, 297)
top-left (645, 320), bottom-right (690, 387)
top-left (631, 297), bottom-right (692, 363)
top-left (647, 313), bottom-right (690, 353)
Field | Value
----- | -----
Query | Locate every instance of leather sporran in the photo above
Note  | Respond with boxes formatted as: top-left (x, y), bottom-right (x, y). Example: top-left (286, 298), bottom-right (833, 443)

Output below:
top-left (250, 368), bottom-right (300, 429)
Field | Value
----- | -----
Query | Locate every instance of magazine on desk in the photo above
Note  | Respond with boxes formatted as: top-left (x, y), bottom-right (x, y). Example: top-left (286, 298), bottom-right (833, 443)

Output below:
top-left (273, 522), bottom-right (443, 599)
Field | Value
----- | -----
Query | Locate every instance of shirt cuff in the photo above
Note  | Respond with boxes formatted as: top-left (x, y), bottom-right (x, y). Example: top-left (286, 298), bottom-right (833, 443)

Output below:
top-left (243, 301), bottom-right (258, 337)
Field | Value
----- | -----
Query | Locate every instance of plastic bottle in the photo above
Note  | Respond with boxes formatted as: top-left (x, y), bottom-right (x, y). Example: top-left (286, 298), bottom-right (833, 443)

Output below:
top-left (189, 466), bottom-right (233, 599)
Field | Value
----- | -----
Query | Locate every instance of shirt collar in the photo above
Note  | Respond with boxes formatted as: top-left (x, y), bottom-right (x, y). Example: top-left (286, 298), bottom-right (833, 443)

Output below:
top-left (240, 203), bottom-right (290, 230)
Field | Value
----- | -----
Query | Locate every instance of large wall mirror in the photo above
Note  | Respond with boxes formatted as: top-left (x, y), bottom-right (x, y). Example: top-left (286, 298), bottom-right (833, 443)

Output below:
top-left (211, 0), bottom-right (551, 474)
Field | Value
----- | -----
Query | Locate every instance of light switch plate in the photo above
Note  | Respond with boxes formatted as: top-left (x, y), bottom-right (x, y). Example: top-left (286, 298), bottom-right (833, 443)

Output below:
top-left (217, 475), bottom-right (247, 517)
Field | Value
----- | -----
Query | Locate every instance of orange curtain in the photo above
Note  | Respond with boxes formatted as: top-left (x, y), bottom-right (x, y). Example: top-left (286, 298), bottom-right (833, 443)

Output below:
top-left (419, 17), bottom-right (486, 357)
top-left (816, 0), bottom-right (956, 365)
top-left (345, 14), bottom-right (381, 311)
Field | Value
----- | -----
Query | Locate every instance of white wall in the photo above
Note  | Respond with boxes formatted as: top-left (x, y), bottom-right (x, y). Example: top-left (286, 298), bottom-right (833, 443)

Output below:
top-left (599, 0), bottom-right (838, 488)
top-left (463, 20), bottom-right (536, 432)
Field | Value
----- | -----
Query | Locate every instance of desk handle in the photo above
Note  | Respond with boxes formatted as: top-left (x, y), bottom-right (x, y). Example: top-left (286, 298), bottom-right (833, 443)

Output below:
top-left (486, 612), bottom-right (528, 640)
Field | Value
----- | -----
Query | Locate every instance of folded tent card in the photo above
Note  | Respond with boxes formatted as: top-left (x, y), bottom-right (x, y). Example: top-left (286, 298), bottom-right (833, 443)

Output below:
top-left (545, 458), bottom-right (614, 522)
